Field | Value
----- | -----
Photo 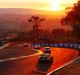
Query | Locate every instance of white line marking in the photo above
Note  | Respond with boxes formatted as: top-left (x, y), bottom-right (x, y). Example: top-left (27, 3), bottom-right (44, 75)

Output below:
top-left (0, 50), bottom-right (42, 62)
top-left (47, 56), bottom-right (80, 75)
top-left (0, 43), bottom-right (10, 50)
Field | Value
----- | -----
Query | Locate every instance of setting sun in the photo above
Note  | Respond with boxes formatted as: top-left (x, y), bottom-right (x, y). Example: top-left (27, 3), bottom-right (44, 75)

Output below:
top-left (50, 0), bottom-right (63, 11)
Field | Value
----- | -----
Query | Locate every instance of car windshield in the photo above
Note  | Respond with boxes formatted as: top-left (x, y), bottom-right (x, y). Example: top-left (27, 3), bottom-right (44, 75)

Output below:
top-left (46, 48), bottom-right (50, 50)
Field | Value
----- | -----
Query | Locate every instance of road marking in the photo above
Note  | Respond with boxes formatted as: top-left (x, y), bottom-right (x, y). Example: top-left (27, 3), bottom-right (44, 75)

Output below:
top-left (0, 50), bottom-right (42, 62)
top-left (0, 43), bottom-right (10, 50)
top-left (47, 56), bottom-right (80, 75)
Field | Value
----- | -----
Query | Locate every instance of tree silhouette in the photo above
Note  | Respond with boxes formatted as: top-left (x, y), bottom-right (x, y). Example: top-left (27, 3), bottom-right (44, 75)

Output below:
top-left (28, 16), bottom-right (45, 32)
top-left (61, 1), bottom-right (80, 38)
top-left (28, 16), bottom-right (45, 42)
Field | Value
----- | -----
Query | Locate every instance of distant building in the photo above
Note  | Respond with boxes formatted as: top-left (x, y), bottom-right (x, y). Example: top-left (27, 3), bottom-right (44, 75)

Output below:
top-left (0, 33), bottom-right (17, 41)
top-left (7, 33), bottom-right (17, 40)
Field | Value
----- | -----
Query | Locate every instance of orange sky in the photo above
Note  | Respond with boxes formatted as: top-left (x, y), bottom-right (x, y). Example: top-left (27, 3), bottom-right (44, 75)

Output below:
top-left (0, 0), bottom-right (78, 11)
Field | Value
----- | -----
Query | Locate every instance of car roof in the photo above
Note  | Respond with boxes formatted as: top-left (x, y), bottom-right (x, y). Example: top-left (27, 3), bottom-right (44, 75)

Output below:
top-left (44, 47), bottom-right (50, 48)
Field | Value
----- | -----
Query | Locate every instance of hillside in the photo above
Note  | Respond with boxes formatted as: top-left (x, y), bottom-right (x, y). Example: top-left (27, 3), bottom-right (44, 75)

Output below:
top-left (0, 8), bottom-right (66, 32)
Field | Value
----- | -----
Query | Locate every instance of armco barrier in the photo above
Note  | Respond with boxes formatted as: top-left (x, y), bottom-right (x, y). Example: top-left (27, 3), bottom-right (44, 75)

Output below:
top-left (32, 43), bottom-right (80, 50)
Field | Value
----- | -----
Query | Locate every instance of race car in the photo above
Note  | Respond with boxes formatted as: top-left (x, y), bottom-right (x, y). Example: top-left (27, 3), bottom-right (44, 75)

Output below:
top-left (33, 44), bottom-right (41, 49)
top-left (44, 47), bottom-right (51, 54)
top-left (38, 53), bottom-right (53, 63)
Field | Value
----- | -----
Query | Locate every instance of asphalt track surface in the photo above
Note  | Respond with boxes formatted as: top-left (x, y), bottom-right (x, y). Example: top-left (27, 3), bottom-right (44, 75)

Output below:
top-left (0, 44), bottom-right (79, 75)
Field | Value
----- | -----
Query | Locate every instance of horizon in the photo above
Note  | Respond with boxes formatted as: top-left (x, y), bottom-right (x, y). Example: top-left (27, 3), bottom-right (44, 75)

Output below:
top-left (0, 0), bottom-right (77, 11)
top-left (0, 8), bottom-right (66, 17)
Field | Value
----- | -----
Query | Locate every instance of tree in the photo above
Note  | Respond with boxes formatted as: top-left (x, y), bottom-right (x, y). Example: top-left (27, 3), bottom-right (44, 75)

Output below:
top-left (28, 16), bottom-right (45, 32)
top-left (61, 1), bottom-right (80, 38)
top-left (28, 16), bottom-right (45, 42)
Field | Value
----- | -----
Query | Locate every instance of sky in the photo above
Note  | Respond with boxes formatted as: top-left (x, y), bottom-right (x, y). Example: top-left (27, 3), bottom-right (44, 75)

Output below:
top-left (0, 0), bottom-right (78, 11)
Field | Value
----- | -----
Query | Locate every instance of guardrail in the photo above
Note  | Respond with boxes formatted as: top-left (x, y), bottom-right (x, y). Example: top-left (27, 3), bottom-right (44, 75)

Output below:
top-left (32, 43), bottom-right (80, 50)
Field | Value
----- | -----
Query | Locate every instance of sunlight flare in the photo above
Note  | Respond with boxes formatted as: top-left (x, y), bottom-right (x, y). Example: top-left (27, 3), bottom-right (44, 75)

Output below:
top-left (50, 0), bottom-right (63, 11)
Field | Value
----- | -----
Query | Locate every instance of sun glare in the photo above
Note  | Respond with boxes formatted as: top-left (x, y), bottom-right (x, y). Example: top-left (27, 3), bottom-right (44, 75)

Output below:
top-left (50, 0), bottom-right (63, 11)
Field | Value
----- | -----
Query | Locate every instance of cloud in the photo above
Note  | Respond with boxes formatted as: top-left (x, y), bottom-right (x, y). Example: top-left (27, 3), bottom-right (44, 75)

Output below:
top-left (0, 2), bottom-right (50, 10)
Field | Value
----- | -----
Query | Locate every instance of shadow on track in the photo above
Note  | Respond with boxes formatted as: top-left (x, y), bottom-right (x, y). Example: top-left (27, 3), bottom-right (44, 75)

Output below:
top-left (36, 62), bottom-right (53, 72)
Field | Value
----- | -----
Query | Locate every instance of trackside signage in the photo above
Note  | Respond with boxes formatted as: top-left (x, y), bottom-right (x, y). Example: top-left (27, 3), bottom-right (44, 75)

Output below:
top-left (32, 43), bottom-right (80, 50)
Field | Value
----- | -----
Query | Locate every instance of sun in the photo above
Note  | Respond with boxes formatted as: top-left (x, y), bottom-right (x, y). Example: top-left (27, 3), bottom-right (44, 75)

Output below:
top-left (51, 3), bottom-right (60, 11)
top-left (50, 0), bottom-right (63, 11)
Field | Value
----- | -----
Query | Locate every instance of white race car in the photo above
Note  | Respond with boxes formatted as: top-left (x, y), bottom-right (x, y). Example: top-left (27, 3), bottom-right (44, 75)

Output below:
top-left (33, 45), bottom-right (41, 49)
